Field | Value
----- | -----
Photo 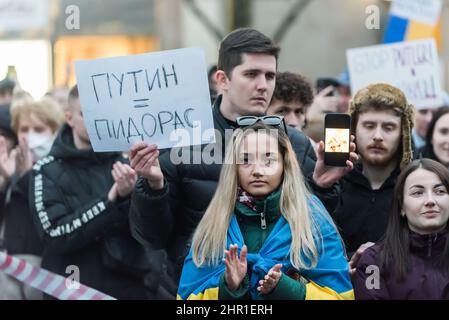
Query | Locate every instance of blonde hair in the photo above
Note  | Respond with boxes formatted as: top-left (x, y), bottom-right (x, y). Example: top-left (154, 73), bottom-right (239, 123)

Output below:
top-left (11, 95), bottom-right (65, 134)
top-left (192, 123), bottom-right (321, 269)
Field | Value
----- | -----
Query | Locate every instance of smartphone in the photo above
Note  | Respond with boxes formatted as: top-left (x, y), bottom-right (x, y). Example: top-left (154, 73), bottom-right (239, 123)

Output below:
top-left (324, 113), bottom-right (351, 167)
top-left (316, 78), bottom-right (340, 96)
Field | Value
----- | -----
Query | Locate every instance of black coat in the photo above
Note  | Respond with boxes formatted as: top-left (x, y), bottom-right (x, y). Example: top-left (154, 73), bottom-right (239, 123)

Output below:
top-left (29, 124), bottom-right (149, 299)
top-left (130, 95), bottom-right (339, 283)
top-left (3, 172), bottom-right (42, 255)
top-left (331, 162), bottom-right (400, 254)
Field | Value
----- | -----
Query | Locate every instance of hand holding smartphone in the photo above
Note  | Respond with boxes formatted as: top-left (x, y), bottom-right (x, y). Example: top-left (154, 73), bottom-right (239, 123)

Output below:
top-left (324, 113), bottom-right (351, 167)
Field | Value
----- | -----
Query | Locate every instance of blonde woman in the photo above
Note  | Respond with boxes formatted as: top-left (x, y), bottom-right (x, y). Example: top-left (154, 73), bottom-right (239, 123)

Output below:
top-left (1, 94), bottom-right (64, 299)
top-left (177, 122), bottom-right (353, 300)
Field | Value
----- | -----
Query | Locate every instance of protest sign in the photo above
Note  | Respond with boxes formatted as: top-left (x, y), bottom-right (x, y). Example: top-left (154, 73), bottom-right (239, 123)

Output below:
top-left (0, 0), bottom-right (47, 31)
top-left (390, 0), bottom-right (442, 26)
top-left (75, 47), bottom-right (215, 152)
top-left (347, 39), bottom-right (443, 109)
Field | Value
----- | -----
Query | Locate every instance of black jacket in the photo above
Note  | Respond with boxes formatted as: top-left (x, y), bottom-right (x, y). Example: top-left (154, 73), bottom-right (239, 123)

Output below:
top-left (130, 95), bottom-right (339, 282)
top-left (29, 124), bottom-right (149, 299)
top-left (331, 162), bottom-right (400, 254)
top-left (3, 172), bottom-right (43, 255)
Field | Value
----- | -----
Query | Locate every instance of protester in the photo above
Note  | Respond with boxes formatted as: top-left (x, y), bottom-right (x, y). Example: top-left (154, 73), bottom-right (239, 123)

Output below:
top-left (314, 74), bottom-right (351, 113)
top-left (412, 92), bottom-right (449, 151)
top-left (0, 93), bottom-right (65, 299)
top-left (412, 108), bottom-right (435, 150)
top-left (45, 86), bottom-right (70, 112)
top-left (28, 85), bottom-right (151, 299)
top-left (334, 71), bottom-right (352, 113)
top-left (208, 64), bottom-right (221, 104)
top-left (129, 28), bottom-right (357, 297)
top-left (0, 104), bottom-right (17, 210)
top-left (0, 78), bottom-right (15, 106)
top-left (303, 85), bottom-right (340, 151)
top-left (177, 122), bottom-right (353, 300)
top-left (266, 72), bottom-right (314, 131)
top-left (330, 83), bottom-right (415, 270)
top-left (416, 106), bottom-right (449, 168)
top-left (353, 159), bottom-right (449, 300)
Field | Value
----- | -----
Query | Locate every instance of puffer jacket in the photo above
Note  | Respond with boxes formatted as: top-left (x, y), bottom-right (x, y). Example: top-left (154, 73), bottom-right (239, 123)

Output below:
top-left (29, 124), bottom-right (150, 299)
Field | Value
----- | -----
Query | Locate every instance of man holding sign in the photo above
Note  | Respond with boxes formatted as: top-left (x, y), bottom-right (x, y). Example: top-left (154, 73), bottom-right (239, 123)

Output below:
top-left (129, 28), bottom-right (357, 297)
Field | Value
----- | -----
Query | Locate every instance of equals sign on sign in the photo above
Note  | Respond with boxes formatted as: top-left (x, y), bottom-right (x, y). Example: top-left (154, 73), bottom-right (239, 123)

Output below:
top-left (133, 98), bottom-right (150, 108)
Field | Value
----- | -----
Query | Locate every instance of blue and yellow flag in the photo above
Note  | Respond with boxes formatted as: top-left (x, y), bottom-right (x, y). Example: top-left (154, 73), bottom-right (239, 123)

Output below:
top-left (384, 0), bottom-right (442, 49)
top-left (177, 196), bottom-right (354, 300)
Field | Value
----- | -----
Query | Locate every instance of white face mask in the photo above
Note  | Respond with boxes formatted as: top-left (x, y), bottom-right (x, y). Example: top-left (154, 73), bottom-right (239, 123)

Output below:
top-left (26, 132), bottom-right (54, 160)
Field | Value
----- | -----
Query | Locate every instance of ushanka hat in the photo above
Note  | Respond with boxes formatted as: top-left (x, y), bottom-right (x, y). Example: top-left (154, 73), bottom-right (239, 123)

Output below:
top-left (349, 83), bottom-right (415, 169)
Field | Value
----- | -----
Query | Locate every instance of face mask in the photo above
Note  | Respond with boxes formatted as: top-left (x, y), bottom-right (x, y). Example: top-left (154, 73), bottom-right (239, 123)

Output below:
top-left (26, 132), bottom-right (54, 160)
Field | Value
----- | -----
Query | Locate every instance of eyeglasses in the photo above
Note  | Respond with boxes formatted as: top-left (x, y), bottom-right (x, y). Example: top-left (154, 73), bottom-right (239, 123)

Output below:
top-left (236, 115), bottom-right (288, 132)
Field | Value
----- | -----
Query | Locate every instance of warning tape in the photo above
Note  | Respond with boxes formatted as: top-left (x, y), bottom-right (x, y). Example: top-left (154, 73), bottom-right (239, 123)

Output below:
top-left (0, 251), bottom-right (116, 300)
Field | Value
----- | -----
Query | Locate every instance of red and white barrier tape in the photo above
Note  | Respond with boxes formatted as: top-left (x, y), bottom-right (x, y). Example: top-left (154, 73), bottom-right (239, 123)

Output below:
top-left (0, 251), bottom-right (116, 300)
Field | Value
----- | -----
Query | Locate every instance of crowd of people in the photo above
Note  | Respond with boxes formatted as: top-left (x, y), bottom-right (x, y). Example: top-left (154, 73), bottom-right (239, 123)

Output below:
top-left (1, 28), bottom-right (449, 300)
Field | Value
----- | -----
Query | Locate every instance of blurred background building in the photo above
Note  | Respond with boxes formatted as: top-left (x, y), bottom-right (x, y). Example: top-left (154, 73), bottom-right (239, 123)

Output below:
top-left (0, 0), bottom-right (448, 99)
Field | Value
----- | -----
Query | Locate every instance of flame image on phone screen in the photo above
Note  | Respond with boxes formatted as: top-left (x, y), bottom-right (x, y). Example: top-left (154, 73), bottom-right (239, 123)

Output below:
top-left (325, 128), bottom-right (349, 153)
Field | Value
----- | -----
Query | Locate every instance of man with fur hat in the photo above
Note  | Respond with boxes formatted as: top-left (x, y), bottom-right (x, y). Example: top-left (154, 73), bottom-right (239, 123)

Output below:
top-left (330, 83), bottom-right (414, 273)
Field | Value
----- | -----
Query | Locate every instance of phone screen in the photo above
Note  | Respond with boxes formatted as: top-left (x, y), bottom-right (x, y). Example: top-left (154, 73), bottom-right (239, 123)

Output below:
top-left (325, 128), bottom-right (349, 153)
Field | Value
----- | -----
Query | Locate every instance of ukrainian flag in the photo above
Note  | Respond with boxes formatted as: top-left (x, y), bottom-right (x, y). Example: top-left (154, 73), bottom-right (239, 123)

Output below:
top-left (383, 0), bottom-right (442, 49)
top-left (177, 196), bottom-right (354, 300)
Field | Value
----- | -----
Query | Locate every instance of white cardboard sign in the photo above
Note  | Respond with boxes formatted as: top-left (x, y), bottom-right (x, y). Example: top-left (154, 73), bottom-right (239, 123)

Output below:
top-left (75, 47), bottom-right (215, 152)
top-left (0, 0), bottom-right (48, 31)
top-left (390, 0), bottom-right (442, 26)
top-left (347, 39), bottom-right (443, 109)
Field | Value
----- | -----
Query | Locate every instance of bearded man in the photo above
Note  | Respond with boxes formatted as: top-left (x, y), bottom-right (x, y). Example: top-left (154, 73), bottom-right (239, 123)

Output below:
top-left (330, 83), bottom-right (415, 257)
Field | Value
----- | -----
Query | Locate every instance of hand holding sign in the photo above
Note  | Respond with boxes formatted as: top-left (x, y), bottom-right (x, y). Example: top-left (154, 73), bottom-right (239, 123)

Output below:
top-left (130, 142), bottom-right (164, 190)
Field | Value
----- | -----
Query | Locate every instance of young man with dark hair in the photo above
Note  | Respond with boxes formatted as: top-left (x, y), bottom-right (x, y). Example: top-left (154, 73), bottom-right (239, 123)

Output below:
top-left (129, 28), bottom-right (356, 296)
top-left (267, 72), bottom-right (314, 130)
top-left (28, 85), bottom-right (152, 299)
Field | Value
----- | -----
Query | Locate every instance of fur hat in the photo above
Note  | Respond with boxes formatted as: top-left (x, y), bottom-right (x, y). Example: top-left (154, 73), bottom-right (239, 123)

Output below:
top-left (349, 83), bottom-right (415, 169)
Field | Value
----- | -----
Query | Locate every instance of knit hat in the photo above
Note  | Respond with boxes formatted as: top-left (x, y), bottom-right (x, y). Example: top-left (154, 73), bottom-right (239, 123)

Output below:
top-left (349, 83), bottom-right (415, 169)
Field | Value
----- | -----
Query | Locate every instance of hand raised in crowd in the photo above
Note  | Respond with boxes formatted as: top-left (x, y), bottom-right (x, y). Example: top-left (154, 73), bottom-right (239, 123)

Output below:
top-left (257, 263), bottom-right (283, 295)
top-left (349, 242), bottom-right (375, 277)
top-left (312, 135), bottom-right (358, 189)
top-left (224, 244), bottom-right (247, 292)
top-left (308, 86), bottom-right (340, 120)
top-left (0, 136), bottom-right (17, 190)
top-left (15, 136), bottom-right (33, 178)
top-left (108, 161), bottom-right (137, 202)
top-left (129, 142), bottom-right (164, 190)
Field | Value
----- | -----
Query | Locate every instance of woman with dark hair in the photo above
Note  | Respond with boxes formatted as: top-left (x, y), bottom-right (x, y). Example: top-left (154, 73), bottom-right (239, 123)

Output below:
top-left (416, 106), bottom-right (449, 167)
top-left (353, 159), bottom-right (449, 299)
